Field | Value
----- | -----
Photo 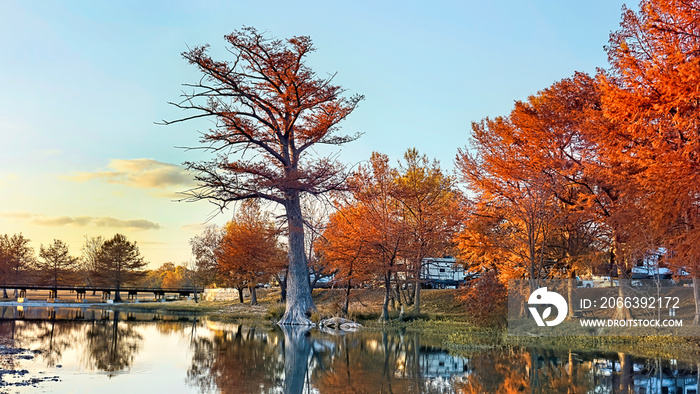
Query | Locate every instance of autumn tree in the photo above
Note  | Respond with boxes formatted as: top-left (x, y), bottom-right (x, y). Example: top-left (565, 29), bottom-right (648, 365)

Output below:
top-left (0, 233), bottom-right (34, 297)
top-left (455, 72), bottom-right (657, 319)
top-left (36, 239), bottom-right (78, 288)
top-left (165, 27), bottom-right (363, 325)
top-left (456, 141), bottom-right (562, 283)
top-left (455, 74), bottom-right (630, 288)
top-left (501, 73), bottom-right (621, 280)
top-left (217, 201), bottom-right (286, 305)
top-left (394, 148), bottom-right (460, 313)
top-left (317, 203), bottom-right (377, 316)
top-left (96, 234), bottom-right (147, 302)
top-left (140, 262), bottom-right (193, 289)
top-left (321, 153), bottom-right (408, 321)
top-left (599, 0), bottom-right (700, 321)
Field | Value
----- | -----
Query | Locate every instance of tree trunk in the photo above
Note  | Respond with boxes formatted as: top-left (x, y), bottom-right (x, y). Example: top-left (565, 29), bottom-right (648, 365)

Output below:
top-left (249, 284), bottom-right (257, 306)
top-left (393, 283), bottom-right (403, 307)
top-left (278, 192), bottom-right (316, 325)
top-left (413, 277), bottom-right (421, 314)
top-left (238, 286), bottom-right (244, 303)
top-left (567, 277), bottom-right (575, 319)
top-left (613, 280), bottom-right (632, 320)
top-left (406, 282), bottom-right (415, 305)
top-left (114, 284), bottom-right (122, 302)
top-left (379, 273), bottom-right (391, 322)
top-left (343, 280), bottom-right (351, 317)
top-left (278, 271), bottom-right (288, 303)
top-left (694, 278), bottom-right (700, 324)
top-left (613, 257), bottom-right (632, 320)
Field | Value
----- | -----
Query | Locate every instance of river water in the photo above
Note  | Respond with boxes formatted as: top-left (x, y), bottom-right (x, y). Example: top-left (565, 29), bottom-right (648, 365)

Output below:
top-left (0, 306), bottom-right (698, 393)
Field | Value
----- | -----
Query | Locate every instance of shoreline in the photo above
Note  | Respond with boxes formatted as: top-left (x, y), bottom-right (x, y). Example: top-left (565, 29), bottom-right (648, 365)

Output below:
top-left (0, 338), bottom-right (60, 390)
top-left (4, 289), bottom-right (700, 363)
top-left (0, 299), bottom-right (176, 308)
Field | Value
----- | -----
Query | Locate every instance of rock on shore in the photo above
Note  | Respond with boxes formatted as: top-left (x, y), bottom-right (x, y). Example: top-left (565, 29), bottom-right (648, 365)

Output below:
top-left (318, 317), bottom-right (363, 331)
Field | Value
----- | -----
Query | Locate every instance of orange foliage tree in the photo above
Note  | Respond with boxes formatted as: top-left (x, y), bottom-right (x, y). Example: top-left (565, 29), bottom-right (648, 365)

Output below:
top-left (319, 150), bottom-right (459, 319)
top-left (347, 153), bottom-right (407, 322)
top-left (319, 153), bottom-right (407, 322)
top-left (456, 131), bottom-right (564, 283)
top-left (454, 73), bottom-right (649, 318)
top-left (393, 148), bottom-right (460, 313)
top-left (599, 0), bottom-right (700, 320)
top-left (458, 271), bottom-right (507, 326)
top-left (316, 204), bottom-right (375, 316)
top-left (217, 201), bottom-right (286, 305)
top-left (166, 27), bottom-right (363, 325)
top-left (455, 73), bottom-right (626, 287)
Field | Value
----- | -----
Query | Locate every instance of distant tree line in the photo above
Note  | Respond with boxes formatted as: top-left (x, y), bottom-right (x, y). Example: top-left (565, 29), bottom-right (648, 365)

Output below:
top-left (0, 233), bottom-right (147, 301)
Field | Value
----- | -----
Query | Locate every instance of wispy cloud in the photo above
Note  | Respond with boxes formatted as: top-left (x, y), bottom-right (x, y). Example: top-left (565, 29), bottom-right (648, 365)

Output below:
top-left (67, 159), bottom-right (194, 189)
top-left (1, 212), bottom-right (161, 230)
top-left (0, 171), bottom-right (17, 187)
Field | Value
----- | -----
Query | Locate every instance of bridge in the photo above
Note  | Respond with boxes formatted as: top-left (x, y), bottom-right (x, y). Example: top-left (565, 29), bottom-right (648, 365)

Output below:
top-left (0, 283), bottom-right (202, 302)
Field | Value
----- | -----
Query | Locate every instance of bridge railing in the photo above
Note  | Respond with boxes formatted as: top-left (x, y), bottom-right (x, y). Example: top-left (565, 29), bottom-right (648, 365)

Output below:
top-left (0, 283), bottom-right (201, 294)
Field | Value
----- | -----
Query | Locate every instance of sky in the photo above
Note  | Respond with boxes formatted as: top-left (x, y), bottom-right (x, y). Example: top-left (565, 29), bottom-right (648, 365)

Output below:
top-left (0, 0), bottom-right (632, 268)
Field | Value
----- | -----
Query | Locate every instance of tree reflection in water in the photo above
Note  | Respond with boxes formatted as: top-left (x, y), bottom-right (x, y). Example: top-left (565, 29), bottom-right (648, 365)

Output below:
top-left (187, 325), bottom-right (452, 393)
top-left (2, 309), bottom-right (698, 393)
top-left (280, 325), bottom-right (312, 394)
top-left (82, 310), bottom-right (143, 376)
top-left (0, 307), bottom-right (81, 368)
top-left (187, 324), bottom-right (284, 393)
top-left (185, 324), bottom-right (700, 394)
top-left (311, 330), bottom-right (424, 393)
top-left (27, 320), bottom-right (80, 367)
top-left (453, 348), bottom-right (596, 393)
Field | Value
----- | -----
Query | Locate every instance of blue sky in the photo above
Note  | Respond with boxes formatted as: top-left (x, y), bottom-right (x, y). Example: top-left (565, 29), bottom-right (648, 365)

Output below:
top-left (0, 0), bottom-right (630, 267)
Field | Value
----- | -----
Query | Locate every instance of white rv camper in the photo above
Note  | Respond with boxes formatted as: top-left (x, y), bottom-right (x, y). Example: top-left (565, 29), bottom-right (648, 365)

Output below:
top-left (420, 257), bottom-right (473, 289)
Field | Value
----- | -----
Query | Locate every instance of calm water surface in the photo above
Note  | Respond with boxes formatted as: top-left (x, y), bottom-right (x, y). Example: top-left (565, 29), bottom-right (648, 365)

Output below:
top-left (0, 306), bottom-right (698, 393)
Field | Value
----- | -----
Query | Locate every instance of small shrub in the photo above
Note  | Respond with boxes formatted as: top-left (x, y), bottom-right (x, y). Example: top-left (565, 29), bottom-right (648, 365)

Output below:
top-left (458, 271), bottom-right (507, 326)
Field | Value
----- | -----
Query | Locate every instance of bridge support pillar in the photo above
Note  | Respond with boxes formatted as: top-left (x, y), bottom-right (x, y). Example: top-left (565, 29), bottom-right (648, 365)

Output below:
top-left (76, 290), bottom-right (86, 302)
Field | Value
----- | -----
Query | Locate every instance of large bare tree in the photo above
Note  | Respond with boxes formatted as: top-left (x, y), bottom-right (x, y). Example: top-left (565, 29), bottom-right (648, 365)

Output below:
top-left (165, 27), bottom-right (363, 325)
